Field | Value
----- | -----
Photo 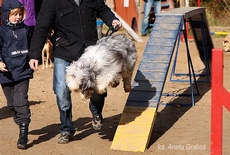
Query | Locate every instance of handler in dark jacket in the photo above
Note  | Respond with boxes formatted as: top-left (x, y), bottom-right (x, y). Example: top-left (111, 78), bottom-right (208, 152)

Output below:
top-left (29, 0), bottom-right (122, 144)
top-left (0, 0), bottom-right (33, 149)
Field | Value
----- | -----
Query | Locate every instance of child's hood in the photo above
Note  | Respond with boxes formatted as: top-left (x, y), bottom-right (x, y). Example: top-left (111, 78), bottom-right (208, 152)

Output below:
top-left (1, 0), bottom-right (26, 26)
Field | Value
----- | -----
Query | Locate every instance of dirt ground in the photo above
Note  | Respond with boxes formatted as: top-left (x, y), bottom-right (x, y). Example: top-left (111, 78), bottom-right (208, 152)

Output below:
top-left (0, 28), bottom-right (230, 155)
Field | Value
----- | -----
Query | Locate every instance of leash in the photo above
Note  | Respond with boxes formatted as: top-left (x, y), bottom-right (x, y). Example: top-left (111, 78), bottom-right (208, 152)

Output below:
top-left (105, 25), bottom-right (120, 36)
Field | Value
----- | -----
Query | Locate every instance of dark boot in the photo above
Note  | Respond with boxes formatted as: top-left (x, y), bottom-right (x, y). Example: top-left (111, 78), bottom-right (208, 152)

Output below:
top-left (17, 123), bottom-right (29, 149)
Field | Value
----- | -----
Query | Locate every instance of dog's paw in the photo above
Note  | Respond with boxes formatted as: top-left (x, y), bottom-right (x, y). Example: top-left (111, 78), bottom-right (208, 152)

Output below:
top-left (124, 86), bottom-right (131, 92)
top-left (80, 93), bottom-right (89, 100)
top-left (49, 63), bottom-right (53, 68)
top-left (82, 90), bottom-right (93, 99)
top-left (96, 88), bottom-right (107, 94)
top-left (109, 81), bottom-right (120, 88)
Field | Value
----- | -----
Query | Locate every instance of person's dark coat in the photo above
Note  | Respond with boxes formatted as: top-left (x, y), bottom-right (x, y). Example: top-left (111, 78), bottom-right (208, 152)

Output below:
top-left (29, 0), bottom-right (119, 62)
top-left (0, 0), bottom-right (33, 84)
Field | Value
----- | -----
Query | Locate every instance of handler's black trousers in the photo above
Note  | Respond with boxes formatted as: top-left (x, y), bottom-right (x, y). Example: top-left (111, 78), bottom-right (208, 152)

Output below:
top-left (1, 79), bottom-right (31, 125)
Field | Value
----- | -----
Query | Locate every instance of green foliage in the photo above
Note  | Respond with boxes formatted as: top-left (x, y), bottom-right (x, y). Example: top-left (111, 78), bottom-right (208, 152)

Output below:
top-left (190, 0), bottom-right (230, 26)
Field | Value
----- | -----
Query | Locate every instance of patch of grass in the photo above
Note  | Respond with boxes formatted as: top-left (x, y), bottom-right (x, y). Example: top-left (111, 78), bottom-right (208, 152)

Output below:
top-left (201, 0), bottom-right (230, 27)
top-left (183, 0), bottom-right (230, 27)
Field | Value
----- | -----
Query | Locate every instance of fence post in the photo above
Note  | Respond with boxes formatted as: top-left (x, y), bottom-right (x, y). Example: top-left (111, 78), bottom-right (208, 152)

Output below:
top-left (211, 49), bottom-right (223, 155)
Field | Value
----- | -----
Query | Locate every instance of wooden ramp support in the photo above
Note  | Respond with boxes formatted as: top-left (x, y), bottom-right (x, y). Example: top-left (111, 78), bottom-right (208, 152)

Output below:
top-left (111, 7), bottom-right (213, 152)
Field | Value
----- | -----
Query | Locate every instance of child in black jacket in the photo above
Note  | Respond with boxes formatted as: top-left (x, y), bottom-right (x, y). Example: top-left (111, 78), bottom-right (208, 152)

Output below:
top-left (0, 0), bottom-right (33, 149)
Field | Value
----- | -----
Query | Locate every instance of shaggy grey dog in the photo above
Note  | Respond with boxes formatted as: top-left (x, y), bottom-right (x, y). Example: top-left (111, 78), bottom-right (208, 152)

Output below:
top-left (66, 34), bottom-right (137, 99)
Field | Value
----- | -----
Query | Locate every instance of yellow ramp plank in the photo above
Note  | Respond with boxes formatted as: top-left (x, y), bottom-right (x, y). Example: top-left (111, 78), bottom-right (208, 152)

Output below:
top-left (110, 106), bottom-right (157, 152)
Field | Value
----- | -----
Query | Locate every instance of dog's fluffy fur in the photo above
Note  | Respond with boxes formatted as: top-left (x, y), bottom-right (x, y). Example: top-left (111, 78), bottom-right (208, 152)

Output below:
top-left (66, 34), bottom-right (137, 99)
top-left (223, 33), bottom-right (230, 52)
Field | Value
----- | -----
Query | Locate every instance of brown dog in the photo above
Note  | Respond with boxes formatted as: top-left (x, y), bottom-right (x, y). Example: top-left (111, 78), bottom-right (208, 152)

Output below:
top-left (42, 29), bottom-right (54, 69)
top-left (42, 39), bottom-right (53, 69)
top-left (223, 33), bottom-right (230, 52)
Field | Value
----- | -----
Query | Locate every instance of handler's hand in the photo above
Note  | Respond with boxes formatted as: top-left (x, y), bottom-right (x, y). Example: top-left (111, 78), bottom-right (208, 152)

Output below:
top-left (112, 20), bottom-right (122, 28)
top-left (29, 59), bottom-right (39, 71)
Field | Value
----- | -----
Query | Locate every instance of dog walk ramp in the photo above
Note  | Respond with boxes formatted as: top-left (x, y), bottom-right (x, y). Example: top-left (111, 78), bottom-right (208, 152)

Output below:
top-left (110, 15), bottom-right (183, 152)
top-left (111, 7), bottom-right (211, 152)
